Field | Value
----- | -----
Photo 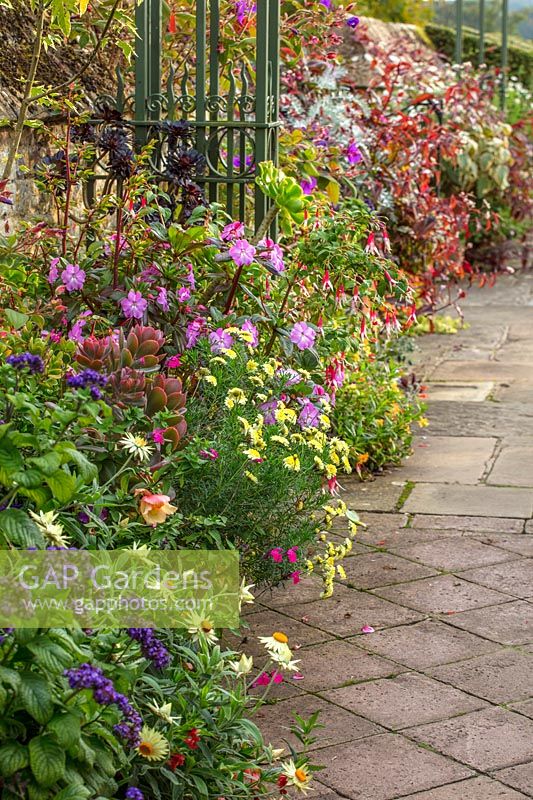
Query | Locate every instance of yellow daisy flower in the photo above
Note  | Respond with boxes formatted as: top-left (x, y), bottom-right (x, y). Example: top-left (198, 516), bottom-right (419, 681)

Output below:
top-left (283, 454), bottom-right (301, 472)
top-left (137, 726), bottom-right (169, 761)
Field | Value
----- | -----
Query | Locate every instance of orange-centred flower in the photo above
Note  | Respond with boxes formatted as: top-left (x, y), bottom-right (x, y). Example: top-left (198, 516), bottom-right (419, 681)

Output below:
top-left (136, 489), bottom-right (177, 527)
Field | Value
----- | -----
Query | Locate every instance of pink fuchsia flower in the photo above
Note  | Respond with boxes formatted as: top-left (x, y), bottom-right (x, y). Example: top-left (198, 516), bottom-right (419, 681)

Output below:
top-left (361, 625), bottom-right (375, 634)
top-left (290, 321), bottom-right (316, 351)
top-left (186, 318), bottom-right (205, 349)
top-left (209, 327), bottom-right (234, 354)
top-left (269, 548), bottom-right (284, 563)
top-left (229, 239), bottom-right (256, 266)
top-left (290, 571), bottom-right (300, 584)
top-left (221, 221), bottom-right (245, 241)
top-left (152, 429), bottom-right (165, 444)
top-left (166, 355), bottom-right (181, 369)
top-left (300, 176), bottom-right (317, 195)
top-left (286, 547), bottom-right (298, 564)
top-left (199, 448), bottom-right (219, 460)
top-left (346, 142), bottom-right (363, 165)
top-left (48, 257), bottom-right (60, 284)
top-left (61, 263), bottom-right (86, 292)
top-left (241, 319), bottom-right (259, 347)
top-left (177, 286), bottom-right (191, 303)
top-left (155, 286), bottom-right (169, 312)
top-left (298, 401), bottom-right (321, 429)
top-left (120, 290), bottom-right (148, 319)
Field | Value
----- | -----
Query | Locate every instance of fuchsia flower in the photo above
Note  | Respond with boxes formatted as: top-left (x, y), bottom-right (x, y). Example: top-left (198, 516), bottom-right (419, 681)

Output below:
top-left (48, 257), bottom-right (60, 284)
top-left (61, 263), bottom-right (86, 292)
top-left (269, 548), bottom-right (284, 563)
top-left (290, 571), bottom-right (301, 584)
top-left (300, 176), bottom-right (317, 195)
top-left (229, 239), bottom-right (256, 266)
top-left (177, 286), bottom-right (191, 303)
top-left (290, 321), bottom-right (316, 351)
top-left (209, 327), bottom-right (234, 353)
top-left (166, 355), bottom-right (181, 369)
top-left (155, 286), bottom-right (169, 312)
top-left (241, 319), bottom-right (259, 347)
top-left (120, 290), bottom-right (148, 319)
top-left (221, 221), bottom-right (245, 241)
top-left (286, 547), bottom-right (298, 564)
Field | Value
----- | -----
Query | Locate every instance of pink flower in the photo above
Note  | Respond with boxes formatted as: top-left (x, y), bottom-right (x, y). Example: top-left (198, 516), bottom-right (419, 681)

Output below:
top-left (252, 673), bottom-right (270, 687)
top-left (361, 625), bottom-right (375, 634)
top-left (271, 671), bottom-right (283, 684)
top-left (292, 672), bottom-right (304, 680)
top-left (68, 311), bottom-right (92, 343)
top-left (178, 286), bottom-right (191, 303)
top-left (120, 290), bottom-right (148, 319)
top-left (48, 257), bottom-right (60, 284)
top-left (286, 547), bottom-right (298, 564)
top-left (241, 319), bottom-right (259, 347)
top-left (61, 263), bottom-right (86, 292)
top-left (167, 355), bottom-right (181, 369)
top-left (300, 176), bottom-right (317, 195)
top-left (221, 221), bottom-right (245, 241)
top-left (290, 571), bottom-right (300, 584)
top-left (155, 286), bottom-right (169, 312)
top-left (209, 328), bottom-right (234, 354)
top-left (259, 237), bottom-right (285, 273)
top-left (229, 239), bottom-right (256, 266)
top-left (346, 142), bottom-right (363, 165)
top-left (289, 321), bottom-right (316, 351)
top-left (199, 448), bottom-right (219, 460)
top-left (152, 429), bottom-right (165, 444)
top-left (186, 263), bottom-right (196, 289)
top-left (186, 318), bottom-right (205, 349)
top-left (269, 548), bottom-right (284, 563)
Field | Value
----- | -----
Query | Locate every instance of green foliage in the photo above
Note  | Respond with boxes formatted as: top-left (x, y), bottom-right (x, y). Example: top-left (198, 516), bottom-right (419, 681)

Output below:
top-left (358, 0), bottom-right (434, 24)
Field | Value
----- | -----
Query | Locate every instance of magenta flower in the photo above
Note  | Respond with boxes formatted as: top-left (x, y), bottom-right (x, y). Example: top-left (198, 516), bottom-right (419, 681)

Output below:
top-left (68, 311), bottom-right (92, 343)
top-left (221, 221), bottom-right (245, 241)
top-left (259, 237), bottom-right (285, 273)
top-left (241, 319), bottom-right (259, 347)
top-left (209, 327), bottom-right (234, 353)
top-left (186, 264), bottom-right (196, 289)
top-left (290, 571), bottom-right (301, 584)
top-left (361, 625), bottom-right (375, 634)
top-left (120, 290), bottom-right (148, 319)
top-left (166, 355), bottom-right (181, 369)
top-left (300, 176), bottom-right (317, 195)
top-left (229, 239), bottom-right (256, 266)
top-left (152, 429), bottom-right (165, 444)
top-left (48, 257), bottom-right (60, 284)
top-left (155, 286), bottom-right (169, 312)
top-left (186, 319), bottom-right (204, 349)
top-left (269, 547), bottom-right (284, 563)
top-left (346, 142), bottom-right (363, 165)
top-left (61, 263), bottom-right (86, 292)
top-left (252, 673), bottom-right (270, 687)
top-left (178, 286), bottom-right (191, 303)
top-left (289, 321), bottom-right (316, 351)
top-left (286, 547), bottom-right (298, 564)
top-left (199, 448), bottom-right (219, 460)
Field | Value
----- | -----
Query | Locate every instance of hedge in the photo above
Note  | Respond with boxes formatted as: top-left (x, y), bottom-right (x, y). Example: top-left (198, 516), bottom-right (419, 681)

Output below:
top-left (425, 23), bottom-right (533, 88)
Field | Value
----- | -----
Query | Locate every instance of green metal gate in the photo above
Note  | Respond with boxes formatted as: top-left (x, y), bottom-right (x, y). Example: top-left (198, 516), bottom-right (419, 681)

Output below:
top-left (90, 0), bottom-right (281, 230)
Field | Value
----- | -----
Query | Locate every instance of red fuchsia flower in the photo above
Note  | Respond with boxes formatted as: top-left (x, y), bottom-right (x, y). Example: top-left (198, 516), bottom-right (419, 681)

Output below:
top-left (278, 775), bottom-right (289, 788)
top-left (229, 239), bottom-right (256, 266)
top-left (241, 319), bottom-right (259, 347)
top-left (168, 752), bottom-right (185, 770)
top-left (269, 547), bottom-right (284, 563)
top-left (166, 355), bottom-right (181, 369)
top-left (326, 357), bottom-right (346, 389)
top-left (48, 257), bottom-right (60, 284)
top-left (322, 270), bottom-right (333, 291)
top-left (286, 547), bottom-right (298, 564)
top-left (290, 571), bottom-right (301, 584)
top-left (155, 286), bottom-right (169, 312)
top-left (151, 429), bottom-right (165, 444)
top-left (184, 729), bottom-right (200, 749)
top-left (199, 448), bottom-right (219, 460)
top-left (289, 321), bottom-right (316, 351)
top-left (327, 476), bottom-right (340, 495)
top-left (61, 263), bottom-right (86, 292)
top-left (300, 176), bottom-right (317, 195)
top-left (221, 221), bottom-right (245, 241)
top-left (120, 290), bottom-right (148, 319)
top-left (209, 327), bottom-right (234, 353)
top-left (365, 232), bottom-right (380, 256)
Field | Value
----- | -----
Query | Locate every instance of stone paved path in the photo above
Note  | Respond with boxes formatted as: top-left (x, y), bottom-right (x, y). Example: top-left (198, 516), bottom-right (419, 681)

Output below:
top-left (252, 271), bottom-right (533, 799)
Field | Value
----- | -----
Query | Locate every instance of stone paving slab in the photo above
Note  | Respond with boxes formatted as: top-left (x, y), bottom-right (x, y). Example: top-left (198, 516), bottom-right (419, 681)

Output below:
top-left (488, 443), bottom-right (533, 487)
top-left (353, 619), bottom-right (498, 670)
top-left (390, 537), bottom-right (518, 571)
top-left (403, 484), bottom-right (533, 519)
top-left (357, 511), bottom-right (409, 530)
top-left (492, 764), bottom-right (533, 797)
top-left (507, 698), bottom-right (533, 719)
top-left (473, 534), bottom-right (533, 557)
top-left (410, 514), bottom-right (526, 533)
top-left (427, 650), bottom-right (533, 704)
top-left (457, 560), bottom-right (533, 600)
top-left (290, 639), bottom-right (401, 691)
top-left (338, 551), bottom-right (437, 589)
top-left (399, 776), bottom-right (530, 799)
top-left (423, 400), bottom-right (533, 438)
top-left (407, 707), bottom-right (533, 771)
top-left (372, 574), bottom-right (511, 614)
top-left (426, 382), bottom-right (494, 401)
top-left (430, 360), bottom-right (533, 383)
top-left (400, 436), bottom-right (496, 484)
top-left (322, 671), bottom-right (487, 730)
top-left (316, 735), bottom-right (473, 800)
top-left (343, 479), bottom-right (406, 512)
top-left (446, 600), bottom-right (533, 645)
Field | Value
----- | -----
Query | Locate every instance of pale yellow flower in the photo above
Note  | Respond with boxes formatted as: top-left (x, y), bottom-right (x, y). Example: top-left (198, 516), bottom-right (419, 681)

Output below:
top-left (137, 726), bottom-right (169, 761)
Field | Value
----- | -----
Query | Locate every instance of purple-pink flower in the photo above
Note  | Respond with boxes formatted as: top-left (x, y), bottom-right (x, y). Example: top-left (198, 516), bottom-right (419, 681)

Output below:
top-left (48, 257), bottom-right (60, 284)
top-left (229, 239), bottom-right (256, 266)
top-left (68, 311), bottom-right (92, 343)
top-left (186, 318), bottom-right (205, 349)
top-left (209, 327), bottom-right (234, 353)
top-left (290, 571), bottom-right (301, 584)
top-left (199, 448), bottom-right (219, 460)
top-left (152, 429), bottom-right (165, 444)
top-left (178, 286), bottom-right (191, 303)
top-left (287, 547), bottom-right (298, 564)
top-left (155, 286), bottom-right (169, 312)
top-left (120, 290), bottom-right (148, 319)
top-left (300, 176), bottom-right (317, 195)
top-left (298, 401), bottom-right (321, 429)
top-left (241, 319), bottom-right (259, 347)
top-left (167, 355), bottom-right (181, 369)
top-left (346, 142), bottom-right (363, 165)
top-left (221, 221), bottom-right (245, 241)
top-left (290, 321), bottom-right (316, 351)
top-left (259, 237), bottom-right (285, 273)
top-left (61, 263), bottom-right (86, 292)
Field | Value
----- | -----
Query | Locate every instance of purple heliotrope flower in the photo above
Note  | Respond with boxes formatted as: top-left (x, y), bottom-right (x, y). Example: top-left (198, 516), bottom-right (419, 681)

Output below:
top-left (125, 789), bottom-right (144, 800)
top-left (127, 628), bottom-right (171, 670)
top-left (241, 319), bottom-right (258, 347)
top-left (155, 286), bottom-right (169, 312)
top-left (120, 290), bottom-right (148, 319)
top-left (66, 369), bottom-right (108, 400)
top-left (300, 176), bottom-right (317, 195)
top-left (209, 327), bottom-right (234, 353)
top-left (6, 353), bottom-right (44, 374)
top-left (298, 400), bottom-right (321, 429)
top-left (229, 238), bottom-right (256, 266)
top-left (61, 263), bottom-right (86, 292)
top-left (347, 15), bottom-right (359, 27)
top-left (289, 321), bottom-right (316, 351)
top-left (346, 142), bottom-right (363, 165)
